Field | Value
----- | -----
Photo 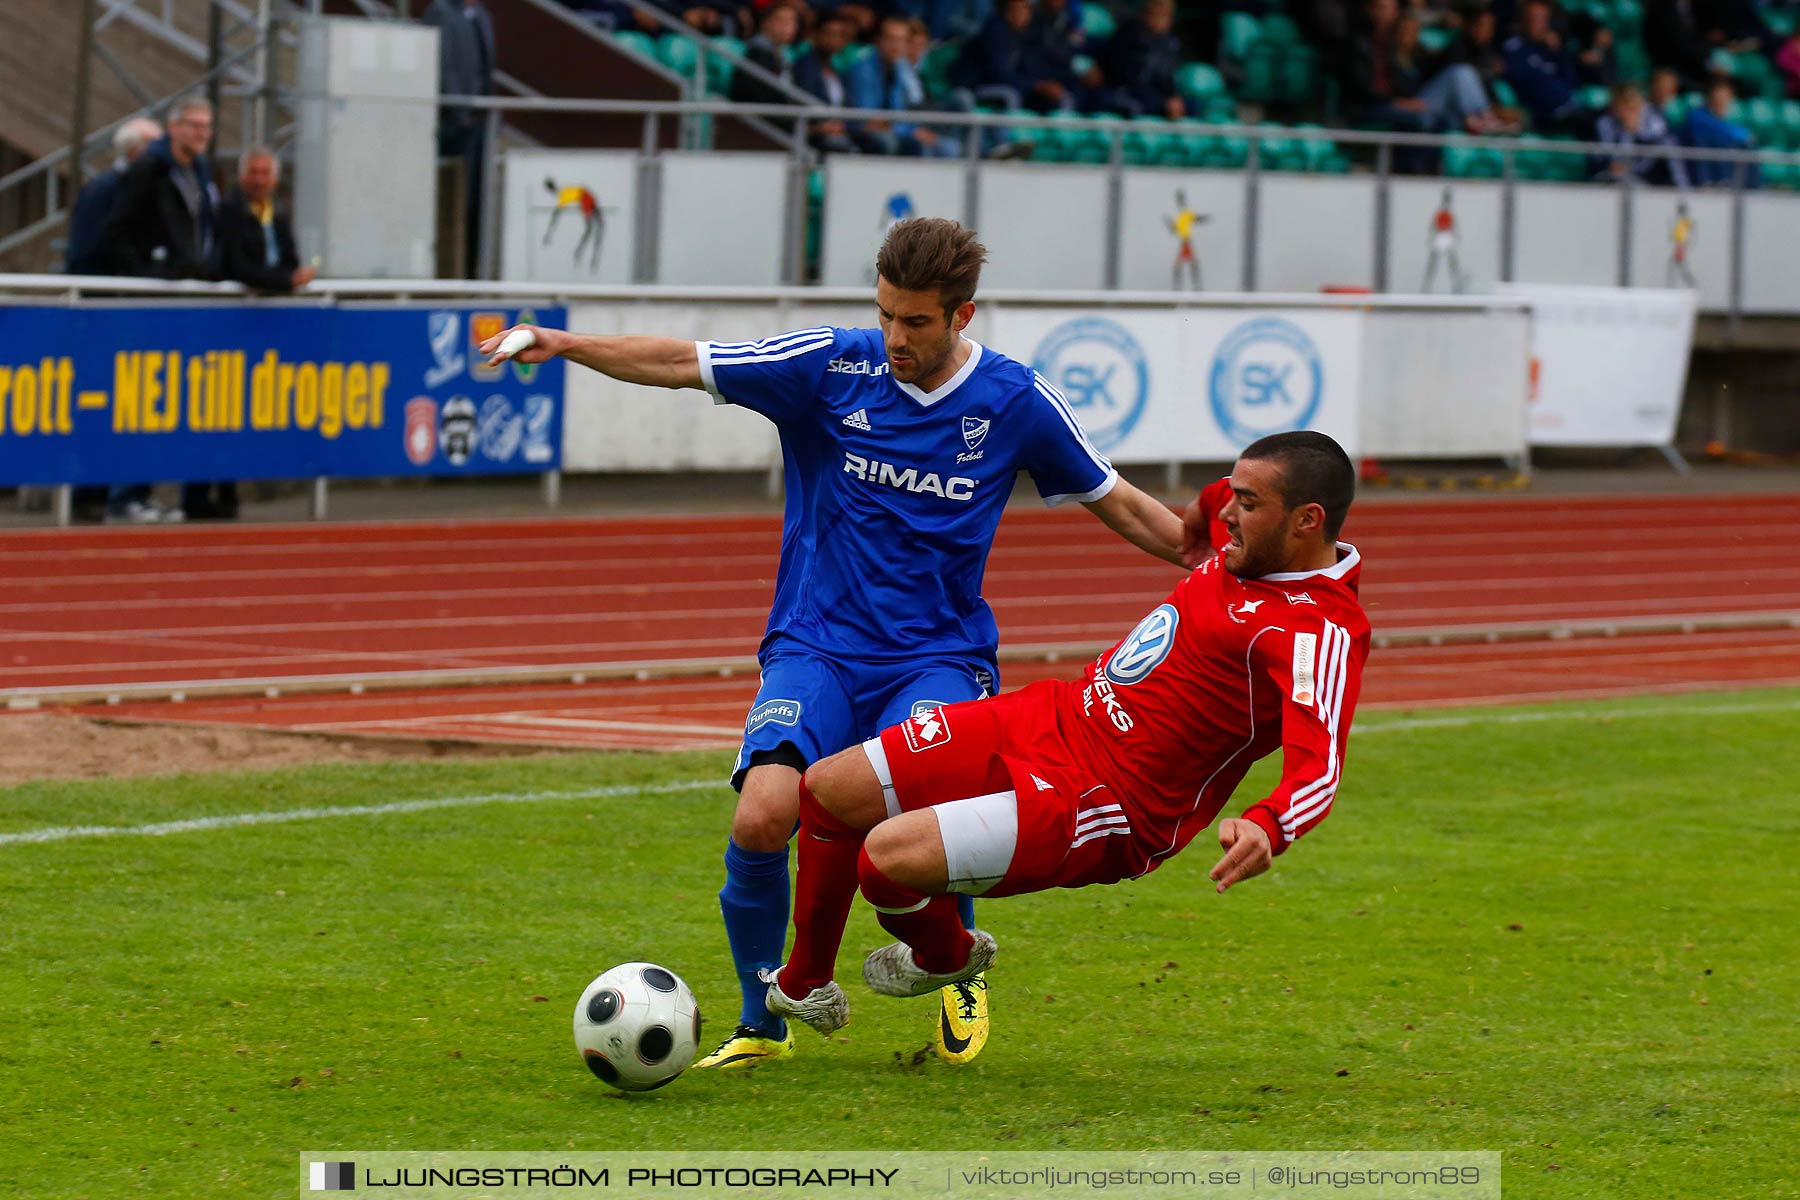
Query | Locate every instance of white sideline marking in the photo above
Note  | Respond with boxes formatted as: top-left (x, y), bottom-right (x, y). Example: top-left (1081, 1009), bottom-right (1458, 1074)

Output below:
top-left (0, 779), bottom-right (721, 847)
top-left (5, 696), bottom-right (1798, 849)
top-left (1355, 697), bottom-right (1800, 736)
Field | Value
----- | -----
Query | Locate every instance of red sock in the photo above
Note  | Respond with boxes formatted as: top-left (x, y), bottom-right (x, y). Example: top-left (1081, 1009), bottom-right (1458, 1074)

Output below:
top-left (857, 846), bottom-right (971, 974)
top-left (778, 777), bottom-right (865, 996)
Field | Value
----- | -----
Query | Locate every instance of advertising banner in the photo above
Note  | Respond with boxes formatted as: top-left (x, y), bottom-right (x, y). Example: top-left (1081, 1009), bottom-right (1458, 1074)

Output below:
top-left (0, 304), bottom-right (564, 486)
top-left (983, 306), bottom-right (1365, 463)
top-left (1498, 284), bottom-right (1694, 446)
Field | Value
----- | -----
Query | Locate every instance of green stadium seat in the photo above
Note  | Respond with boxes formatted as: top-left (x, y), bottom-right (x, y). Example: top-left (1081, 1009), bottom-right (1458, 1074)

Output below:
top-left (1203, 134), bottom-right (1251, 169)
top-left (1491, 78), bottom-right (1520, 109)
top-left (707, 36), bottom-right (744, 93)
top-left (1768, 7), bottom-right (1797, 36)
top-left (1443, 139), bottom-right (1502, 178)
top-left (658, 35), bottom-right (700, 81)
top-left (1292, 124), bottom-right (1349, 172)
top-left (1614, 38), bottom-right (1649, 83)
top-left (1205, 94), bottom-right (1239, 124)
top-left (1612, 0), bottom-right (1644, 38)
top-left (1081, 4), bottom-right (1116, 41)
top-left (1242, 41), bottom-right (1280, 102)
top-left (1255, 122), bottom-right (1308, 171)
top-left (1122, 116), bottom-right (1178, 165)
top-left (1744, 97), bottom-right (1781, 146)
top-left (1220, 12), bottom-right (1262, 65)
top-left (834, 44), bottom-right (870, 75)
top-left (1278, 43), bottom-right (1319, 104)
top-left (1079, 112), bottom-right (1125, 163)
top-left (920, 40), bottom-right (960, 100)
top-left (1260, 13), bottom-right (1302, 44)
top-left (1177, 61), bottom-right (1228, 104)
top-left (613, 30), bottom-right (657, 62)
top-left (1577, 84), bottom-right (1610, 110)
top-left (1728, 50), bottom-right (1785, 99)
top-left (1418, 26), bottom-right (1454, 54)
top-left (1780, 100), bottom-right (1800, 149)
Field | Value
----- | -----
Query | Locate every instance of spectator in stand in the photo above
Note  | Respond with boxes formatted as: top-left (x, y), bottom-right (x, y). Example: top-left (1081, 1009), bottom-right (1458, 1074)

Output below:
top-left (1592, 81), bottom-right (1691, 187)
top-left (1681, 77), bottom-right (1762, 186)
top-left (848, 14), bottom-right (964, 155)
top-left (1649, 64), bottom-right (1684, 120)
top-left (731, 3), bottom-right (803, 106)
top-left (1502, 0), bottom-right (1585, 132)
top-left (1347, 0), bottom-right (1510, 153)
top-left (1095, 0), bottom-right (1188, 119)
top-left (66, 117), bottom-right (161, 276)
top-left (1568, 9), bottom-right (1617, 87)
top-left (1780, 28), bottom-right (1800, 98)
top-left (1438, 7), bottom-right (1525, 128)
top-left (98, 94), bottom-right (222, 524)
top-left (421, 0), bottom-right (497, 274)
top-left (953, 0), bottom-right (1077, 113)
top-left (793, 12), bottom-right (862, 154)
top-left (1645, 0), bottom-right (1721, 88)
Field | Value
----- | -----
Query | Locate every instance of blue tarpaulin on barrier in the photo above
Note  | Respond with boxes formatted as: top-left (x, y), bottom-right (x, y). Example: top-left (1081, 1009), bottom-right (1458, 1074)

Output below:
top-left (0, 304), bottom-right (565, 485)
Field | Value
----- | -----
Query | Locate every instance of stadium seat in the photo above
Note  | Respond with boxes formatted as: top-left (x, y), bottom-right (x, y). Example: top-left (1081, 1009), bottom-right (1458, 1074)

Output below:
top-left (1745, 97), bottom-right (1781, 147)
top-left (1611, 0), bottom-right (1644, 38)
top-left (1418, 25), bottom-right (1454, 54)
top-left (1291, 124), bottom-right (1349, 172)
top-left (920, 40), bottom-right (960, 100)
top-left (1278, 43), bottom-right (1319, 105)
top-left (1260, 13), bottom-right (1302, 44)
top-left (1578, 85), bottom-right (1610, 111)
top-left (659, 35), bottom-right (701, 82)
top-left (1220, 11), bottom-right (1262, 67)
top-left (1205, 94), bottom-right (1239, 124)
top-left (1728, 50), bottom-right (1785, 100)
top-left (1081, 4), bottom-right (1116, 42)
top-left (1443, 139), bottom-right (1501, 178)
top-left (1123, 116), bottom-right (1178, 165)
top-left (1177, 61), bottom-right (1228, 106)
top-left (1614, 38), bottom-right (1649, 83)
top-left (1780, 100), bottom-right (1800, 149)
top-left (1204, 134), bottom-right (1251, 169)
top-left (707, 36), bottom-right (744, 93)
top-left (613, 30), bottom-right (658, 63)
top-left (1241, 41), bottom-right (1280, 103)
top-left (1255, 122), bottom-right (1308, 171)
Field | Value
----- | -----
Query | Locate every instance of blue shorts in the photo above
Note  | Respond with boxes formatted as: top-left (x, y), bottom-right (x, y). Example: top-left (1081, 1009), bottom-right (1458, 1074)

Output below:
top-left (730, 642), bottom-right (997, 791)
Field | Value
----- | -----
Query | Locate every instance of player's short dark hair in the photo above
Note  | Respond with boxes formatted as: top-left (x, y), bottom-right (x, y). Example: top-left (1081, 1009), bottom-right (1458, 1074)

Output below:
top-left (875, 218), bottom-right (988, 316)
top-left (1240, 430), bottom-right (1356, 541)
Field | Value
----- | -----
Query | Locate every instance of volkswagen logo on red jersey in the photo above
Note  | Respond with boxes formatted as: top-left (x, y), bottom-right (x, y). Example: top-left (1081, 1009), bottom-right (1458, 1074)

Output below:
top-left (1104, 603), bottom-right (1179, 686)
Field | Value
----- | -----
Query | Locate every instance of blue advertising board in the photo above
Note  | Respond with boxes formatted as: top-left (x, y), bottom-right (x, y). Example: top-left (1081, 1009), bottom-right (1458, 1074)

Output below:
top-left (0, 304), bottom-right (565, 485)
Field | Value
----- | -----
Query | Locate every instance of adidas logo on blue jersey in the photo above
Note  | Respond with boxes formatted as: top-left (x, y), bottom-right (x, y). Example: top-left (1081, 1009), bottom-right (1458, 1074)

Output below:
top-left (842, 409), bottom-right (872, 431)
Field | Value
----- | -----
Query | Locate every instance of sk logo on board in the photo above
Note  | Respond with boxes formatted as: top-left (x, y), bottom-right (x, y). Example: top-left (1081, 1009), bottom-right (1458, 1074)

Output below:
top-left (425, 311), bottom-right (465, 388)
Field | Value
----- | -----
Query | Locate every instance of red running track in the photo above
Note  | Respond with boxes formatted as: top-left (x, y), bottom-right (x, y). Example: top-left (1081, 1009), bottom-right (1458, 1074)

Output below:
top-left (5, 493), bottom-right (1800, 702)
top-left (78, 628), bottom-right (1800, 750)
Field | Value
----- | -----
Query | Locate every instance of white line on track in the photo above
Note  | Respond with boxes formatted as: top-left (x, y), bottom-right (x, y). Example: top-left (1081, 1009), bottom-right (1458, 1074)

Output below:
top-left (6, 696), bottom-right (1797, 849)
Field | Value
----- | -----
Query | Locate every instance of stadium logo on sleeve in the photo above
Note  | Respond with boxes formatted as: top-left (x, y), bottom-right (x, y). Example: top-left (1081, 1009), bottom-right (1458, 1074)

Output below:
top-left (404, 397), bottom-right (438, 466)
top-left (1104, 603), bottom-right (1179, 686)
top-left (746, 699), bottom-right (802, 733)
top-left (439, 396), bottom-right (477, 466)
top-left (901, 707), bottom-right (951, 752)
top-left (424, 311), bottom-right (465, 388)
top-left (1208, 317), bottom-right (1324, 446)
top-left (1030, 317), bottom-right (1149, 451)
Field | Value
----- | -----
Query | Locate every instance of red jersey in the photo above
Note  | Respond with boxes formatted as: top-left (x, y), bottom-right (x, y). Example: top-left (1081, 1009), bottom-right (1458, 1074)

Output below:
top-left (1049, 542), bottom-right (1371, 873)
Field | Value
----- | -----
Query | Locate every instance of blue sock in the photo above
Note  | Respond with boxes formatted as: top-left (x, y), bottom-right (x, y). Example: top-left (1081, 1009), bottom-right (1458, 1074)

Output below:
top-left (718, 840), bottom-right (791, 1037)
top-left (957, 893), bottom-right (975, 931)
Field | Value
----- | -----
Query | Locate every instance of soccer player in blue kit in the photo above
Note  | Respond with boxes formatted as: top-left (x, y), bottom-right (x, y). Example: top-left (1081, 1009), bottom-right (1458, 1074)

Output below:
top-left (483, 218), bottom-right (1203, 1068)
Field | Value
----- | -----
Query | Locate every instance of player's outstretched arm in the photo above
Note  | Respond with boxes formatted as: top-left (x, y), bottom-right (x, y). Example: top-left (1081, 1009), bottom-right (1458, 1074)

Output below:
top-left (479, 325), bottom-right (704, 391)
top-left (1083, 477), bottom-right (1189, 567)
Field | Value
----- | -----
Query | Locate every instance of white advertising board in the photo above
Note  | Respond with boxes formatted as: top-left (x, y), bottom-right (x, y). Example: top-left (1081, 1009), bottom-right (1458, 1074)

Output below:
top-left (657, 153), bottom-right (790, 285)
top-left (820, 159), bottom-right (967, 287)
top-left (1498, 283), bottom-right (1695, 446)
top-left (1117, 169), bottom-right (1249, 293)
top-left (500, 150), bottom-right (638, 285)
top-left (982, 306), bottom-right (1366, 462)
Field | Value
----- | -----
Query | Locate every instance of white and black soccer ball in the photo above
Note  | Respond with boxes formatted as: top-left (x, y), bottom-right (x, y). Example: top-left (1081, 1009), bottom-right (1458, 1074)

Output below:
top-left (572, 963), bottom-right (701, 1092)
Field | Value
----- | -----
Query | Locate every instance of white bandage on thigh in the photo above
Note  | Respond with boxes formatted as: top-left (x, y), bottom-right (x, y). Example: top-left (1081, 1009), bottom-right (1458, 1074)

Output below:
top-left (861, 736), bottom-right (900, 819)
top-left (929, 790), bottom-right (1020, 896)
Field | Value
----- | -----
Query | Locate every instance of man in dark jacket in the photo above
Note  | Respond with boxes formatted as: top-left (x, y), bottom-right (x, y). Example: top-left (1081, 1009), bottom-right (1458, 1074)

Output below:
top-left (792, 12), bottom-right (860, 155)
top-left (1097, 0), bottom-right (1188, 118)
top-left (218, 148), bottom-right (315, 294)
top-left (421, 0), bottom-right (497, 274)
top-left (98, 95), bottom-right (219, 523)
top-left (65, 117), bottom-right (162, 276)
top-left (100, 96), bottom-right (220, 281)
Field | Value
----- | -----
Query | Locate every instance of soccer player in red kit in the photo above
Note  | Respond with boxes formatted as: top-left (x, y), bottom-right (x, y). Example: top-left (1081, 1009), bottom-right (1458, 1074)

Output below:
top-left (759, 431), bottom-right (1371, 1039)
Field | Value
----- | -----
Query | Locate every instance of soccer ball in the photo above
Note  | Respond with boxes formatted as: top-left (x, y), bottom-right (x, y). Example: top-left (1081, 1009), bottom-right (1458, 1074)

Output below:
top-left (572, 962), bottom-right (701, 1092)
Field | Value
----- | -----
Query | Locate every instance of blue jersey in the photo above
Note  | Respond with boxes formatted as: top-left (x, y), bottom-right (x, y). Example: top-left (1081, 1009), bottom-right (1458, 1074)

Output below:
top-left (698, 326), bottom-right (1116, 666)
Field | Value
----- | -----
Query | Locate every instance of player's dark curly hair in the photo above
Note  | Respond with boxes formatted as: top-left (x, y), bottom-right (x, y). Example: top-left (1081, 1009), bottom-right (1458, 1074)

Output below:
top-left (1241, 430), bottom-right (1356, 540)
top-left (876, 218), bottom-right (988, 316)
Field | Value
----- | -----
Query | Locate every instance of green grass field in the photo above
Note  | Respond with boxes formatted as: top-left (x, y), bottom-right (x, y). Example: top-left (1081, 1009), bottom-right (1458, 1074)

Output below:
top-left (2, 689), bottom-right (1797, 1199)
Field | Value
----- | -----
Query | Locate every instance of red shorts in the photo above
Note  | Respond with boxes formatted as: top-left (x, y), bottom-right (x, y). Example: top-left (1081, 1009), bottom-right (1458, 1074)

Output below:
top-left (870, 681), bottom-right (1144, 897)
